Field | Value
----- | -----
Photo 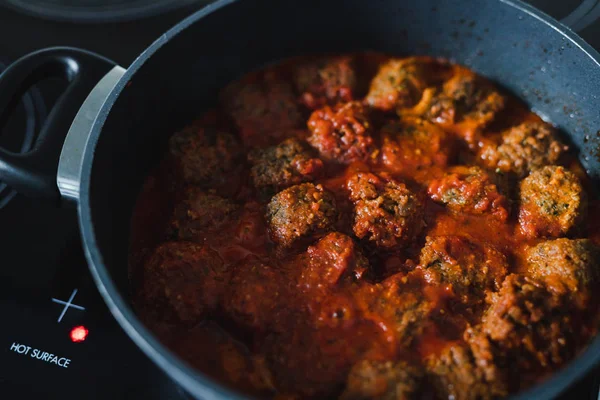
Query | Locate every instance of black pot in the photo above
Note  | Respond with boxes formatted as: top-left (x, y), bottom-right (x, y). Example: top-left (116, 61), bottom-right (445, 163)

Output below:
top-left (1, 0), bottom-right (599, 398)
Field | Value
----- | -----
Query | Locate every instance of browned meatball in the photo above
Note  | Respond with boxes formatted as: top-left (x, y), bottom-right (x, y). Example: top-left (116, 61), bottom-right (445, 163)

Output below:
top-left (169, 120), bottom-right (242, 187)
top-left (139, 241), bottom-right (228, 324)
top-left (247, 138), bottom-right (324, 194)
top-left (295, 232), bottom-right (369, 296)
top-left (526, 238), bottom-right (599, 294)
top-left (428, 166), bottom-right (509, 221)
top-left (380, 116), bottom-right (453, 176)
top-left (293, 56), bottom-right (357, 109)
top-left (307, 101), bottom-right (375, 163)
top-left (220, 70), bottom-right (303, 146)
top-left (168, 186), bottom-right (238, 241)
top-left (222, 258), bottom-right (286, 332)
top-left (419, 236), bottom-right (509, 303)
top-left (266, 183), bottom-right (337, 248)
top-left (426, 343), bottom-right (508, 400)
top-left (425, 67), bottom-right (505, 132)
top-left (478, 274), bottom-right (582, 369)
top-left (518, 165), bottom-right (587, 238)
top-left (347, 172), bottom-right (424, 249)
top-left (354, 273), bottom-right (435, 346)
top-left (341, 359), bottom-right (424, 400)
top-left (479, 121), bottom-right (567, 177)
top-left (365, 57), bottom-right (434, 112)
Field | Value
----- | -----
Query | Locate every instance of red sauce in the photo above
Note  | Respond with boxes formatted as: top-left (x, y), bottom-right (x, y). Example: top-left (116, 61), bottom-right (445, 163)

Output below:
top-left (129, 53), bottom-right (600, 399)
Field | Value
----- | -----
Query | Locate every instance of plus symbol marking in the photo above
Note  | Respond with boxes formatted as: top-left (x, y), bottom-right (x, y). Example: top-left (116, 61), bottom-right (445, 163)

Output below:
top-left (51, 289), bottom-right (86, 323)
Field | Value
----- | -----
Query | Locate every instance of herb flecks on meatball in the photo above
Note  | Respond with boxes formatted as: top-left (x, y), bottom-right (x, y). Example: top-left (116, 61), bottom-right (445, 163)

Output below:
top-left (341, 359), bottom-right (424, 400)
top-left (307, 101), bottom-right (375, 164)
top-left (294, 56), bottom-right (357, 109)
top-left (169, 120), bottom-right (242, 187)
top-left (526, 238), bottom-right (599, 294)
top-left (428, 166), bottom-right (509, 221)
top-left (518, 165), bottom-right (587, 238)
top-left (419, 235), bottom-right (509, 304)
top-left (248, 138), bottom-right (324, 194)
top-left (220, 70), bottom-right (303, 147)
top-left (266, 183), bottom-right (337, 248)
top-left (139, 242), bottom-right (228, 325)
top-left (169, 187), bottom-right (238, 241)
top-left (380, 116), bottom-right (453, 176)
top-left (426, 67), bottom-right (505, 133)
top-left (426, 342), bottom-right (508, 400)
top-left (348, 172), bottom-right (424, 249)
top-left (222, 258), bottom-right (287, 332)
top-left (479, 121), bottom-right (567, 177)
top-left (473, 274), bottom-right (586, 371)
top-left (366, 57), bottom-right (434, 112)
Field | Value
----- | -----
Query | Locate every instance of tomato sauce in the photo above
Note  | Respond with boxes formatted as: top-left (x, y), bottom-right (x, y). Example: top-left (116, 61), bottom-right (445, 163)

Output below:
top-left (129, 53), bottom-right (600, 399)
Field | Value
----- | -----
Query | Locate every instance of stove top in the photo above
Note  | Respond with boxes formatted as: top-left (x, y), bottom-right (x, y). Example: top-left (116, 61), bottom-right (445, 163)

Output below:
top-left (0, 1), bottom-right (599, 399)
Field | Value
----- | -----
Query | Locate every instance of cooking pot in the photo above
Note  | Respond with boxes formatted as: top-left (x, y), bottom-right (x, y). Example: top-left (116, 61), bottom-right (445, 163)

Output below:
top-left (0, 0), bottom-right (599, 398)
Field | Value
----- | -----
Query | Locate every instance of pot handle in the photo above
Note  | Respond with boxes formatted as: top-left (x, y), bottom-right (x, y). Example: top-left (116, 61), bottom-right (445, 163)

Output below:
top-left (560, 0), bottom-right (600, 32)
top-left (0, 47), bottom-right (118, 203)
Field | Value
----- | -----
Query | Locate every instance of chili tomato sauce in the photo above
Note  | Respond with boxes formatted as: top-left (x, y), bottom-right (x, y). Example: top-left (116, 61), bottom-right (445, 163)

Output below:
top-left (129, 53), bottom-right (600, 399)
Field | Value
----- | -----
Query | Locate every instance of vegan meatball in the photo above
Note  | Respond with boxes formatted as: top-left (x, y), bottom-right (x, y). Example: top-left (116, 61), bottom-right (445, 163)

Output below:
top-left (365, 57), bottom-right (434, 112)
top-left (347, 172), bottom-right (425, 249)
top-left (526, 238), bottom-right (599, 294)
top-left (266, 183), bottom-right (337, 248)
top-left (418, 235), bottom-right (509, 303)
top-left (168, 187), bottom-right (238, 241)
top-left (380, 116), bottom-right (453, 176)
top-left (479, 121), bottom-right (567, 177)
top-left (220, 70), bottom-right (303, 146)
top-left (139, 241), bottom-right (228, 324)
top-left (426, 342), bottom-right (508, 400)
top-left (223, 258), bottom-right (287, 332)
top-left (294, 232), bottom-right (369, 297)
top-left (307, 101), bottom-right (375, 163)
top-left (428, 166), bottom-right (509, 221)
top-left (478, 274), bottom-right (582, 369)
top-left (341, 359), bottom-right (424, 400)
top-left (425, 67), bottom-right (505, 131)
top-left (168, 120), bottom-right (242, 187)
top-left (518, 165), bottom-right (587, 238)
top-left (248, 138), bottom-right (324, 194)
top-left (293, 55), bottom-right (357, 109)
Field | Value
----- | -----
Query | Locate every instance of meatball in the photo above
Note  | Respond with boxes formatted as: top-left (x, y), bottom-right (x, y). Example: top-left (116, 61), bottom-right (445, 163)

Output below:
top-left (169, 120), bottom-right (242, 187)
top-left (266, 183), bottom-right (337, 248)
top-left (355, 273), bottom-right (435, 346)
top-left (478, 274), bottom-right (582, 369)
top-left (348, 172), bottom-right (425, 249)
top-left (428, 166), bottom-right (509, 221)
top-left (518, 165), bottom-right (587, 238)
top-left (425, 68), bottom-right (505, 131)
top-left (295, 232), bottom-right (369, 296)
top-left (168, 187), bottom-right (238, 241)
top-left (220, 70), bottom-right (303, 146)
top-left (247, 138), bottom-right (324, 193)
top-left (222, 258), bottom-right (287, 332)
top-left (341, 359), bottom-right (424, 400)
top-left (479, 121), bottom-right (567, 177)
top-left (526, 238), bottom-right (599, 293)
top-left (380, 116), bottom-right (453, 175)
top-left (307, 101), bottom-right (375, 163)
top-left (294, 56), bottom-right (357, 109)
top-left (419, 236), bottom-right (509, 303)
top-left (139, 241), bottom-right (228, 324)
top-left (426, 343), bottom-right (508, 400)
top-left (365, 57), bottom-right (433, 112)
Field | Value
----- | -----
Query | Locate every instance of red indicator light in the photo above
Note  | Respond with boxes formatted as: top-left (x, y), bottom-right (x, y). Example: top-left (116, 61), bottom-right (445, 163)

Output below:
top-left (70, 326), bottom-right (89, 343)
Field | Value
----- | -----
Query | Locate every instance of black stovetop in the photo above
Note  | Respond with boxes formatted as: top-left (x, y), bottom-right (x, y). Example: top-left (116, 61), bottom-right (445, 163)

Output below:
top-left (0, 1), bottom-right (599, 399)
